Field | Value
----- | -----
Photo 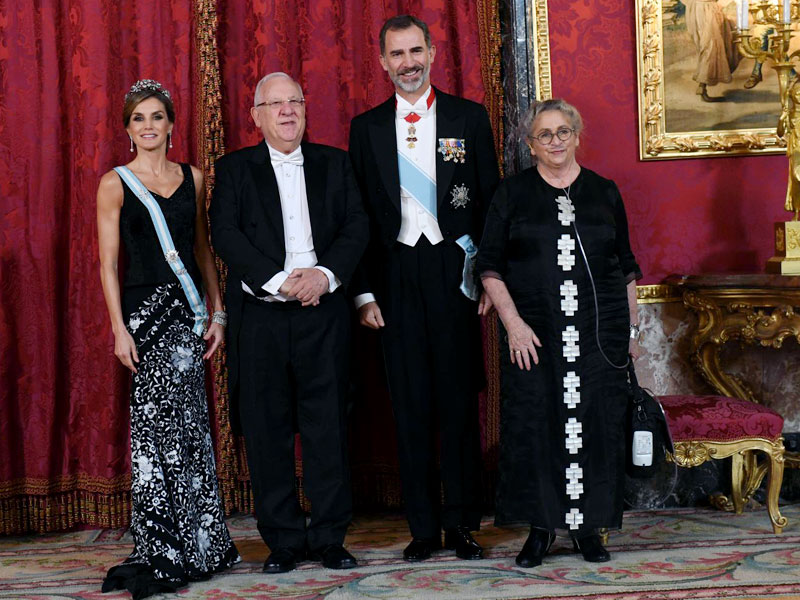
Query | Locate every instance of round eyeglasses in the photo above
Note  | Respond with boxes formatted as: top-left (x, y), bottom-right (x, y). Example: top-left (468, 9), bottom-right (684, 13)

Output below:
top-left (530, 127), bottom-right (575, 145)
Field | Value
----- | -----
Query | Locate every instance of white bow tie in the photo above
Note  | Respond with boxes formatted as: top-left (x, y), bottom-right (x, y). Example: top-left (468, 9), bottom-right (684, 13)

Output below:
top-left (269, 146), bottom-right (304, 167)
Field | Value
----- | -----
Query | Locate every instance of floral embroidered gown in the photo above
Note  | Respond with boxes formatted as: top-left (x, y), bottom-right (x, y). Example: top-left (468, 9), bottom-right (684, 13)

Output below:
top-left (477, 167), bottom-right (641, 535)
top-left (103, 164), bottom-right (239, 600)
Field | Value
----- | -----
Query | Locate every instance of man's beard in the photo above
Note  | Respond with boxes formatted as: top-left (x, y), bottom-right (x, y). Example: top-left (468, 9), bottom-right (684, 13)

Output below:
top-left (391, 62), bottom-right (430, 93)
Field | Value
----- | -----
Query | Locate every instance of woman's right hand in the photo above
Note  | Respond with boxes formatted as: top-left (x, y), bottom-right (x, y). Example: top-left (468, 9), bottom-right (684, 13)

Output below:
top-left (506, 316), bottom-right (542, 371)
top-left (114, 329), bottom-right (140, 373)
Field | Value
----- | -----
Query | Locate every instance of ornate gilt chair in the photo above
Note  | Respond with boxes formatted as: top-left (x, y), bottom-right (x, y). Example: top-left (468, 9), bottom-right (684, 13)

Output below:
top-left (658, 394), bottom-right (787, 534)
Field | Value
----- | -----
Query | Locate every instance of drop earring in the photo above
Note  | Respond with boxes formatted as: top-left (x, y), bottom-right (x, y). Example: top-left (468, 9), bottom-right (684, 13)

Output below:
top-left (168, 132), bottom-right (173, 149)
top-left (129, 136), bottom-right (134, 153)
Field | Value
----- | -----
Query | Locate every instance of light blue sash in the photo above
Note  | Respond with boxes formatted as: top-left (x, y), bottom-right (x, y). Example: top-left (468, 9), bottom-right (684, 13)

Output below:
top-left (455, 234), bottom-right (479, 301)
top-left (114, 166), bottom-right (207, 336)
top-left (398, 153), bottom-right (437, 218)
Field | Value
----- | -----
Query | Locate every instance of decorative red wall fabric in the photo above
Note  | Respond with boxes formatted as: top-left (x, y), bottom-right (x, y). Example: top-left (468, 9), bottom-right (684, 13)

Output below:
top-left (547, 0), bottom-right (787, 284)
top-left (0, 0), bottom-right (491, 531)
top-left (0, 0), bottom-right (200, 531)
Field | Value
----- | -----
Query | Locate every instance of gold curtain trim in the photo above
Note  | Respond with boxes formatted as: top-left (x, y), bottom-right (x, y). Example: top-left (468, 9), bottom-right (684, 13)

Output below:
top-left (0, 476), bottom-right (131, 535)
top-left (192, 0), bottom-right (245, 517)
top-left (476, 1), bottom-right (502, 478)
top-left (476, 0), bottom-right (504, 170)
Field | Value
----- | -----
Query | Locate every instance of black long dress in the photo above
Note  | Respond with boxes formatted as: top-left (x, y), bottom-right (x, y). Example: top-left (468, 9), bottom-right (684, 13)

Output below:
top-left (102, 164), bottom-right (239, 600)
top-left (476, 167), bottom-right (641, 535)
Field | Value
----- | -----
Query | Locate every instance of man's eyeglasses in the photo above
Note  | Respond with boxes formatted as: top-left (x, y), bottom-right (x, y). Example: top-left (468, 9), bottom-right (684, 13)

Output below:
top-left (530, 127), bottom-right (574, 145)
top-left (255, 99), bottom-right (306, 110)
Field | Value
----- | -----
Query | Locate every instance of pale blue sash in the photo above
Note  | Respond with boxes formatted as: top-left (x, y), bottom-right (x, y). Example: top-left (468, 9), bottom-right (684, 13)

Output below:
top-left (456, 234), bottom-right (479, 301)
top-left (114, 166), bottom-right (207, 336)
top-left (398, 153), bottom-right (437, 218)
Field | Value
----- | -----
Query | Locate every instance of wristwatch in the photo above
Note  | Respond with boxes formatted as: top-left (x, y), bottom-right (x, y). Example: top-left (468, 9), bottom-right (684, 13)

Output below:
top-left (629, 323), bottom-right (641, 342)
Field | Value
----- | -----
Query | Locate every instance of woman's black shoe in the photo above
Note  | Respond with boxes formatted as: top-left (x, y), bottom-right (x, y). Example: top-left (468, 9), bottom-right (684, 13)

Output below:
top-left (571, 534), bottom-right (611, 562)
top-left (515, 528), bottom-right (555, 568)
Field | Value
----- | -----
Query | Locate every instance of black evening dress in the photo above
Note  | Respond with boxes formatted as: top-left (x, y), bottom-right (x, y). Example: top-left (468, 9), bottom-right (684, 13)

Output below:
top-left (102, 164), bottom-right (239, 600)
top-left (476, 167), bottom-right (641, 535)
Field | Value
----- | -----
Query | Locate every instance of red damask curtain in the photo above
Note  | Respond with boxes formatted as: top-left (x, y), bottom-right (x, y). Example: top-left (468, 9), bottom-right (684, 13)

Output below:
top-left (0, 0), bottom-right (501, 533)
top-left (0, 0), bottom-right (202, 533)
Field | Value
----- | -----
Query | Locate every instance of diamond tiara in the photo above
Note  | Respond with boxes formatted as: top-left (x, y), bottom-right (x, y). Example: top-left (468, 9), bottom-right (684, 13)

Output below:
top-left (125, 79), bottom-right (172, 103)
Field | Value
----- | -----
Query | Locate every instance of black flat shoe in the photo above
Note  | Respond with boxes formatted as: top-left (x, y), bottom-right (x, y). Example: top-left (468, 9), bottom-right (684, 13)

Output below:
top-left (403, 537), bottom-right (442, 562)
top-left (444, 526), bottom-right (484, 560)
top-left (515, 528), bottom-right (555, 568)
top-left (309, 544), bottom-right (357, 569)
top-left (263, 547), bottom-right (304, 573)
top-left (572, 534), bottom-right (611, 562)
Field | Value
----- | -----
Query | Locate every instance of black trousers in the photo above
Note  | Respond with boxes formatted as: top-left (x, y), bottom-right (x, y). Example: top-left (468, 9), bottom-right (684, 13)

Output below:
top-left (379, 237), bottom-right (483, 538)
top-left (238, 293), bottom-right (352, 551)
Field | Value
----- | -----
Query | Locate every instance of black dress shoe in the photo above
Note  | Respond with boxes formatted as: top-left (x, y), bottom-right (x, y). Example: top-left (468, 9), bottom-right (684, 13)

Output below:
top-left (572, 534), bottom-right (611, 562)
top-left (444, 526), bottom-right (484, 560)
top-left (403, 537), bottom-right (442, 562)
top-left (516, 528), bottom-right (555, 568)
top-left (263, 547), bottom-right (304, 573)
top-left (309, 544), bottom-right (358, 569)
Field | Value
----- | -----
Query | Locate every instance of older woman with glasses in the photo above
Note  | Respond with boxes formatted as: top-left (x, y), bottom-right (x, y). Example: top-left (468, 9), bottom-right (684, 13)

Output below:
top-left (476, 99), bottom-right (641, 567)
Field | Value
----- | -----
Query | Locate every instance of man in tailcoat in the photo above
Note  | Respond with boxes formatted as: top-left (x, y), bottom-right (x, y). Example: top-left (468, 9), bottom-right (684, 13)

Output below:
top-left (210, 72), bottom-right (367, 574)
top-left (348, 15), bottom-right (500, 561)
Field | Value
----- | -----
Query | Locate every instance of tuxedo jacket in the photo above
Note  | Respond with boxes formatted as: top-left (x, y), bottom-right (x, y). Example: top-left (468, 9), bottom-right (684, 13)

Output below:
top-left (209, 141), bottom-right (368, 419)
top-left (348, 87), bottom-right (500, 298)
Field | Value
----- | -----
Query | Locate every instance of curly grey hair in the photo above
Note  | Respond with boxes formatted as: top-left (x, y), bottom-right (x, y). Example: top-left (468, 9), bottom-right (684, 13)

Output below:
top-left (519, 98), bottom-right (583, 146)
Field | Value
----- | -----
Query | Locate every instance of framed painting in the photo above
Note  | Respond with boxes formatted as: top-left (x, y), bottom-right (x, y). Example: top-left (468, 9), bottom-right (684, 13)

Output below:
top-left (636, 0), bottom-right (787, 159)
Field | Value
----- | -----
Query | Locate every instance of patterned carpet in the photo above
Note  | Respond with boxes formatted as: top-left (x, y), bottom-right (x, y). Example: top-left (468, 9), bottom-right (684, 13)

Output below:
top-left (3, 504), bottom-right (800, 599)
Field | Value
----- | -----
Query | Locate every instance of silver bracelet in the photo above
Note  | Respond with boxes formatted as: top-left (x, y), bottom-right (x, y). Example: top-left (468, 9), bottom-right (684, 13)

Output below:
top-left (211, 310), bottom-right (227, 327)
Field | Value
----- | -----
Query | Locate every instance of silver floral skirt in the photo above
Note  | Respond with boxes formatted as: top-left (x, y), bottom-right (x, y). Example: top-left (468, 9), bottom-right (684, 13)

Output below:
top-left (103, 283), bottom-right (239, 600)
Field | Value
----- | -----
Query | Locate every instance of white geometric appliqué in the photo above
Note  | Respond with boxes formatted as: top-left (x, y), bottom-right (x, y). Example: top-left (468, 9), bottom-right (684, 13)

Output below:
top-left (562, 325), bottom-right (580, 362)
top-left (566, 462), bottom-right (584, 499)
top-left (565, 417), bottom-right (583, 454)
top-left (556, 195), bottom-right (575, 226)
top-left (566, 508), bottom-right (584, 530)
top-left (560, 280), bottom-right (578, 316)
top-left (557, 234), bottom-right (576, 271)
top-left (563, 371), bottom-right (581, 409)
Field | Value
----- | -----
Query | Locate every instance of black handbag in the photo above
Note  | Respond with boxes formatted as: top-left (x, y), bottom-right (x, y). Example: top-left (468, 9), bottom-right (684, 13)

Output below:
top-left (626, 361), bottom-right (673, 479)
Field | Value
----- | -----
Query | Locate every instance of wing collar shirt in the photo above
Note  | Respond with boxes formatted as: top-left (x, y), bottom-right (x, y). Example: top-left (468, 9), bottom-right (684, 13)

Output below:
top-left (395, 85), bottom-right (443, 247)
top-left (241, 141), bottom-right (340, 302)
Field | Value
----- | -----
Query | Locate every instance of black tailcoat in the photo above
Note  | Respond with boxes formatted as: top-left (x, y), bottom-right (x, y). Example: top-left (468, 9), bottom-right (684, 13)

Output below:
top-left (348, 88), bottom-right (499, 537)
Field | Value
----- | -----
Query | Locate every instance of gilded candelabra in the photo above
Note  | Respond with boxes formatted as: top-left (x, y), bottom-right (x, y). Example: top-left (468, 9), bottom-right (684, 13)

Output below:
top-left (736, 1), bottom-right (800, 273)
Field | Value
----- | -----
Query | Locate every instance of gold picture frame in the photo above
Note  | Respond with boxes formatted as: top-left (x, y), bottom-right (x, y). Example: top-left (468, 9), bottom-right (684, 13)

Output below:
top-left (636, 0), bottom-right (786, 160)
top-left (530, 0), bottom-right (553, 101)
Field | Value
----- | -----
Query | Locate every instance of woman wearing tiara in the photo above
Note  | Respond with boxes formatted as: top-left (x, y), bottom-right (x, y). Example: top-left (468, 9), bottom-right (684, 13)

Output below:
top-left (96, 79), bottom-right (239, 599)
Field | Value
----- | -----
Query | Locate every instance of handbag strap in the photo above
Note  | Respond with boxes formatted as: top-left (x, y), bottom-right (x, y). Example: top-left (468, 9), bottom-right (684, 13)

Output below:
top-left (114, 166), bottom-right (207, 336)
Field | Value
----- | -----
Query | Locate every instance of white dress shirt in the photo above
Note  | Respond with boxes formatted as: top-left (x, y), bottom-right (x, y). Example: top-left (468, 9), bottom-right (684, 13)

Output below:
top-left (242, 142), bottom-right (339, 302)
top-left (395, 86), bottom-right (443, 246)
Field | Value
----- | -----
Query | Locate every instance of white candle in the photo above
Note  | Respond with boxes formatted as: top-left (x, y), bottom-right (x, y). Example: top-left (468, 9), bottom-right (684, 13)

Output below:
top-left (785, 0), bottom-right (791, 24)
top-left (741, 0), bottom-right (749, 29)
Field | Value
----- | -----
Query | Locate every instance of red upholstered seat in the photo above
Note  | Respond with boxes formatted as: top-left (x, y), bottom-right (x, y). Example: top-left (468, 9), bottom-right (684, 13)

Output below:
top-left (660, 395), bottom-right (784, 443)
